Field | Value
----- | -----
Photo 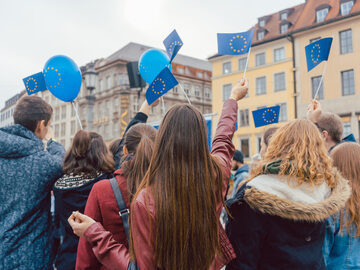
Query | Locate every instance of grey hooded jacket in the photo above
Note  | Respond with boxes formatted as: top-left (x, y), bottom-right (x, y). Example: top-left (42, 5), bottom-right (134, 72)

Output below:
top-left (0, 124), bottom-right (65, 270)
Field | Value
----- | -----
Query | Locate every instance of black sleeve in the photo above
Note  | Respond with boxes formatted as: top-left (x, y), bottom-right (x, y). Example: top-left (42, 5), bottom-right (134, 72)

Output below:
top-left (225, 201), bottom-right (267, 270)
top-left (114, 112), bottom-right (148, 169)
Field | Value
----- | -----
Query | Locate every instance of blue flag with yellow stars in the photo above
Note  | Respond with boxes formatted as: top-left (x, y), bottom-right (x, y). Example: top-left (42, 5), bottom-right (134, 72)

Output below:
top-left (23, 72), bottom-right (47, 95)
top-left (305, 37), bottom-right (333, 72)
top-left (145, 67), bottom-right (178, 105)
top-left (163, 29), bottom-right (183, 62)
top-left (252, 105), bottom-right (280, 128)
top-left (217, 29), bottom-right (254, 55)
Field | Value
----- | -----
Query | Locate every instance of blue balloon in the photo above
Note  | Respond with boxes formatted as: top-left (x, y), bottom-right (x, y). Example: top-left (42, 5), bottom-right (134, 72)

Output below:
top-left (138, 49), bottom-right (171, 84)
top-left (43, 55), bottom-right (82, 102)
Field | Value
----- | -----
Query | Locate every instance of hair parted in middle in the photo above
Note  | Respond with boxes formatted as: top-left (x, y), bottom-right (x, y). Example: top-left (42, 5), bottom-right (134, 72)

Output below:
top-left (250, 119), bottom-right (337, 188)
top-left (130, 104), bottom-right (224, 270)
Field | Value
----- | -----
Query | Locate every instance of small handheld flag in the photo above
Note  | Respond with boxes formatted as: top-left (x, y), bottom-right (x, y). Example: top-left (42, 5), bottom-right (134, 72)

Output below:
top-left (23, 72), bottom-right (47, 95)
top-left (217, 29), bottom-right (254, 55)
top-left (305, 37), bottom-right (333, 72)
top-left (252, 105), bottom-right (280, 128)
top-left (145, 67), bottom-right (178, 105)
top-left (163, 29), bottom-right (183, 62)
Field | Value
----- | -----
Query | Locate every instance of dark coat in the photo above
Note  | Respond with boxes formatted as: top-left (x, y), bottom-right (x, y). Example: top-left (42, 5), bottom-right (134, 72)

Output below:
top-left (225, 172), bottom-right (351, 270)
top-left (53, 172), bottom-right (111, 270)
top-left (0, 125), bottom-right (65, 270)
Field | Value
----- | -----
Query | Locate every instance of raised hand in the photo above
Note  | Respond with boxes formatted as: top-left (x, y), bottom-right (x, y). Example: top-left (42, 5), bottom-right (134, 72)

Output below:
top-left (230, 79), bottom-right (249, 101)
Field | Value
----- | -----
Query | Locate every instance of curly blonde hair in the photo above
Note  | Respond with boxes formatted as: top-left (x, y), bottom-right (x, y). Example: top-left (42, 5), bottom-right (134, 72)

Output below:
top-left (248, 119), bottom-right (336, 188)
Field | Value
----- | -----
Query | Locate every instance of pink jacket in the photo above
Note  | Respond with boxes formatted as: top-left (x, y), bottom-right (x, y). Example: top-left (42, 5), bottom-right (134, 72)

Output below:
top-left (83, 99), bottom-right (238, 270)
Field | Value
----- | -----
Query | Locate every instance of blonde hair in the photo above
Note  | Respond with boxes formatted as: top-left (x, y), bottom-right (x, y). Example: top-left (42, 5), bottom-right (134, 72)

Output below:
top-left (331, 142), bottom-right (360, 237)
top-left (248, 119), bottom-right (336, 188)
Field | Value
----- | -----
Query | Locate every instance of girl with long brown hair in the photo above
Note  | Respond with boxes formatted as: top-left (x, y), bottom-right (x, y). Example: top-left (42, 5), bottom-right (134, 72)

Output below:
top-left (53, 130), bottom-right (114, 270)
top-left (323, 142), bottom-right (360, 269)
top-left (225, 119), bottom-right (351, 270)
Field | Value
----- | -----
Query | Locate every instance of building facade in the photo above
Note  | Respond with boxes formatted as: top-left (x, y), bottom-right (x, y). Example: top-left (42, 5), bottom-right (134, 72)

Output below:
top-left (0, 90), bottom-right (26, 128)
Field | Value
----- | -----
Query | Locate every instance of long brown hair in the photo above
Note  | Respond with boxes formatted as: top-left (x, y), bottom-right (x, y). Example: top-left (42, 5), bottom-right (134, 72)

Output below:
top-left (331, 142), bottom-right (360, 237)
top-left (63, 130), bottom-right (114, 175)
top-left (130, 104), bottom-right (223, 270)
top-left (121, 124), bottom-right (156, 202)
top-left (249, 119), bottom-right (336, 188)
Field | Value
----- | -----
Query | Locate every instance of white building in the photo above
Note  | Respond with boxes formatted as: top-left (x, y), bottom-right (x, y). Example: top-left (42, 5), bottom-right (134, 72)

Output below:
top-left (0, 91), bottom-right (26, 128)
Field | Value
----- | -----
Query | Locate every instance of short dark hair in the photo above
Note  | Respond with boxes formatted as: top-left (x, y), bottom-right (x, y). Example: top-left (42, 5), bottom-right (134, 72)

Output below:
top-left (13, 96), bottom-right (53, 132)
top-left (316, 112), bottom-right (343, 143)
top-left (233, 150), bottom-right (244, 163)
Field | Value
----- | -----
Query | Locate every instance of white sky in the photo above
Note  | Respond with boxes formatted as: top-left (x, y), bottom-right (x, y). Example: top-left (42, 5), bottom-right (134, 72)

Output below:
top-left (0, 0), bottom-right (304, 107)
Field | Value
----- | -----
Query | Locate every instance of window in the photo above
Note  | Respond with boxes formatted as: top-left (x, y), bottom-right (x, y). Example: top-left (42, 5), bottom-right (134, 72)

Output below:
top-left (173, 86), bottom-right (178, 94)
top-left (113, 121), bottom-right (119, 137)
top-left (54, 124), bottom-right (59, 137)
top-left (280, 24), bottom-right (289, 34)
top-left (61, 105), bottom-right (66, 119)
top-left (114, 97), bottom-right (119, 109)
top-left (55, 108), bottom-right (60, 121)
top-left (177, 67), bottom-right (185, 74)
top-left (342, 69), bottom-right (355, 96)
top-left (105, 100), bottom-right (110, 117)
top-left (259, 20), bottom-right (265, 27)
top-left (104, 124), bottom-right (109, 140)
top-left (223, 62), bottom-right (232, 74)
top-left (274, 72), bottom-right (286, 91)
top-left (310, 37), bottom-right (321, 43)
top-left (71, 120), bottom-right (76, 135)
top-left (316, 8), bottom-right (329, 23)
top-left (277, 103), bottom-right (288, 122)
top-left (311, 76), bottom-right (324, 100)
top-left (280, 12), bottom-right (288, 20)
top-left (341, 1), bottom-right (354, 16)
top-left (274, 47), bottom-right (285, 62)
top-left (256, 76), bottom-right (267, 95)
top-left (255, 53), bottom-right (266, 66)
top-left (340, 29), bottom-right (353, 54)
top-left (239, 138), bottom-right (250, 158)
top-left (184, 83), bottom-right (191, 95)
top-left (107, 76), bottom-right (112, 89)
top-left (343, 121), bottom-right (352, 137)
top-left (98, 102), bottom-right (103, 117)
top-left (197, 72), bottom-right (203, 79)
top-left (257, 31), bottom-right (265, 41)
top-left (61, 123), bottom-right (66, 136)
top-left (238, 58), bottom-right (247, 71)
top-left (71, 105), bottom-right (75, 117)
top-left (99, 79), bottom-right (103, 91)
top-left (205, 87), bottom-right (211, 98)
top-left (194, 86), bottom-right (201, 97)
top-left (222, 84), bottom-right (232, 101)
top-left (239, 109), bottom-right (250, 127)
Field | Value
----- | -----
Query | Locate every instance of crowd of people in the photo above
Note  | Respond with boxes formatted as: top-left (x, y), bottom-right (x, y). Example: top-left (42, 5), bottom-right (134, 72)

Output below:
top-left (0, 79), bottom-right (359, 270)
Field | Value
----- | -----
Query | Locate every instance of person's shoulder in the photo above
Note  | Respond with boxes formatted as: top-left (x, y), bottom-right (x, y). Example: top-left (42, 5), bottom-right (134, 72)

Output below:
top-left (133, 188), bottom-right (155, 215)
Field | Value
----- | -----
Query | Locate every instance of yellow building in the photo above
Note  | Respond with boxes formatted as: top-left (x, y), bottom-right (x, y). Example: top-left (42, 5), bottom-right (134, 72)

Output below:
top-left (293, 0), bottom-right (360, 141)
top-left (209, 4), bottom-right (304, 160)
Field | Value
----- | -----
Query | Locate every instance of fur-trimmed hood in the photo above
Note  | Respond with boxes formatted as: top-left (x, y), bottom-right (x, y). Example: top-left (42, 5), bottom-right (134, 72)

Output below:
top-left (241, 170), bottom-right (351, 222)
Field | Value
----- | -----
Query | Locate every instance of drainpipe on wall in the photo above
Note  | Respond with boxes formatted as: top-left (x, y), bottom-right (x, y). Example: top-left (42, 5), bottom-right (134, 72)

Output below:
top-left (287, 34), bottom-right (298, 119)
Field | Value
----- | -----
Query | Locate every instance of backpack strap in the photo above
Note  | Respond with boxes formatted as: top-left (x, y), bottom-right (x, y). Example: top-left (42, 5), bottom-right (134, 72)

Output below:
top-left (109, 177), bottom-right (130, 239)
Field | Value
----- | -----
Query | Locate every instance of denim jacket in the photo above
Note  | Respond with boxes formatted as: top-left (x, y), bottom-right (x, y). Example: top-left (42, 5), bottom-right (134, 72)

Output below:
top-left (323, 212), bottom-right (360, 269)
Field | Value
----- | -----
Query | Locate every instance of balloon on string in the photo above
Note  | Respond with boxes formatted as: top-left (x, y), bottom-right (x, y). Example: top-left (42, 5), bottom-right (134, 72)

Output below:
top-left (138, 49), bottom-right (171, 84)
top-left (43, 55), bottom-right (82, 102)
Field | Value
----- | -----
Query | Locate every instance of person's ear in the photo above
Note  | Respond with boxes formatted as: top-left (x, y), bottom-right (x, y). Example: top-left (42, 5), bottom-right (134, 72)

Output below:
top-left (123, 145), bottom-right (128, 156)
top-left (322, 130), bottom-right (329, 140)
top-left (34, 120), bottom-right (46, 138)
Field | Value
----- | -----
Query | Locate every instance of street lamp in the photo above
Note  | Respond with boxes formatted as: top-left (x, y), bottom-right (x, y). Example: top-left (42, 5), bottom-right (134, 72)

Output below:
top-left (84, 62), bottom-right (97, 131)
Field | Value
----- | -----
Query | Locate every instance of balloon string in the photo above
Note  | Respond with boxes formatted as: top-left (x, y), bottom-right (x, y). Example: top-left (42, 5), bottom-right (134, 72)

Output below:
top-left (71, 101), bottom-right (83, 130)
top-left (178, 84), bottom-right (191, 105)
top-left (161, 97), bottom-right (166, 114)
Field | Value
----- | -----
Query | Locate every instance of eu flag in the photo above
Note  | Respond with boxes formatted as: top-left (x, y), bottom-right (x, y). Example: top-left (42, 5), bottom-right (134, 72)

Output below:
top-left (163, 29), bottom-right (183, 62)
top-left (23, 72), bottom-right (47, 95)
top-left (145, 67), bottom-right (178, 105)
top-left (305, 37), bottom-right (333, 72)
top-left (217, 29), bottom-right (254, 55)
top-left (252, 105), bottom-right (280, 128)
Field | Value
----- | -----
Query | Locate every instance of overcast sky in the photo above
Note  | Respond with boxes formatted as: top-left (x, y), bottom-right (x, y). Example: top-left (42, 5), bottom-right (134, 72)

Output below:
top-left (0, 0), bottom-right (304, 108)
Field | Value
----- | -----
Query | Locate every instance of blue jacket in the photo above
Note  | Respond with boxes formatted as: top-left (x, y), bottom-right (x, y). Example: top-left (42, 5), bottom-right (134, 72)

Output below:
top-left (230, 164), bottom-right (249, 199)
top-left (0, 124), bottom-right (65, 270)
top-left (323, 212), bottom-right (360, 269)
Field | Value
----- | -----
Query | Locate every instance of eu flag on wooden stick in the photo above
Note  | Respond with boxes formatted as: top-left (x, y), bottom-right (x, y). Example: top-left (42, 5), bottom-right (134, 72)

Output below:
top-left (145, 67), bottom-right (178, 105)
top-left (217, 29), bottom-right (254, 55)
top-left (163, 29), bottom-right (183, 62)
top-left (23, 72), bottom-right (47, 95)
top-left (252, 106), bottom-right (280, 128)
top-left (305, 37), bottom-right (333, 72)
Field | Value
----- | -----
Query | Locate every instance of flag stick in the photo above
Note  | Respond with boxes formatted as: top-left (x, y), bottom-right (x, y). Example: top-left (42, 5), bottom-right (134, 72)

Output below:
top-left (161, 97), bottom-right (166, 114)
top-left (178, 84), bottom-right (191, 105)
top-left (242, 46), bottom-right (252, 80)
top-left (71, 101), bottom-right (83, 130)
top-left (313, 61), bottom-right (328, 100)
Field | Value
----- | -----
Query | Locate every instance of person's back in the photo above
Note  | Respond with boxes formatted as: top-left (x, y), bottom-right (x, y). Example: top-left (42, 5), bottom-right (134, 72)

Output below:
top-left (0, 96), bottom-right (64, 270)
top-left (323, 142), bottom-right (360, 269)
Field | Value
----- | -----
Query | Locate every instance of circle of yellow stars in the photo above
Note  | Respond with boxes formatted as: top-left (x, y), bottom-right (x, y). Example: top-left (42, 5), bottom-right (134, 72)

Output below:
top-left (43, 67), bottom-right (62, 89)
top-left (168, 41), bottom-right (183, 54)
top-left (139, 63), bottom-right (147, 73)
top-left (311, 44), bottom-right (321, 64)
top-left (262, 108), bottom-right (277, 124)
top-left (229, 35), bottom-right (248, 53)
top-left (26, 77), bottom-right (37, 93)
top-left (151, 78), bottom-right (166, 95)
